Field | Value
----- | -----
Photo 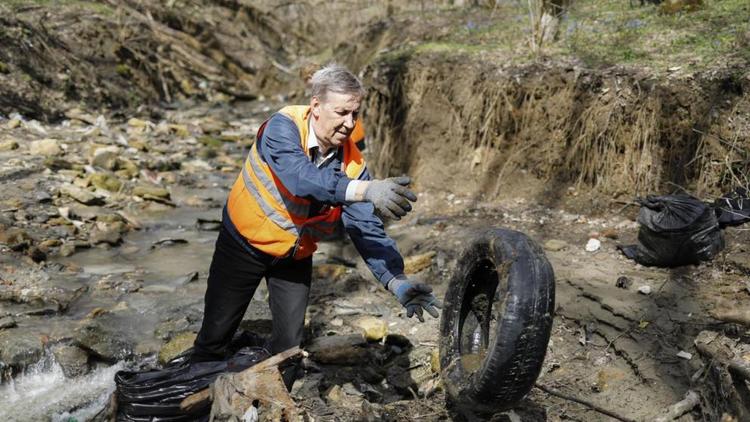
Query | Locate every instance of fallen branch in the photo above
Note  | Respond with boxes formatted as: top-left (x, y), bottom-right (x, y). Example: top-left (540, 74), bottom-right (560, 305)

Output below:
top-left (694, 331), bottom-right (750, 380)
top-left (654, 390), bottom-right (700, 422)
top-left (534, 383), bottom-right (636, 422)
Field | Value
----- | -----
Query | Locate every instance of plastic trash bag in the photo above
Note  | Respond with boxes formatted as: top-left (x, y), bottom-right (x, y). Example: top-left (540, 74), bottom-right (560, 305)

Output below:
top-left (714, 187), bottom-right (750, 227)
top-left (115, 334), bottom-right (270, 422)
top-left (619, 194), bottom-right (724, 267)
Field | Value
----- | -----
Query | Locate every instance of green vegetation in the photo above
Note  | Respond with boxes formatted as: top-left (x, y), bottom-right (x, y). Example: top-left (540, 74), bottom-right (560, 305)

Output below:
top-left (402, 0), bottom-right (749, 72)
top-left (3, 0), bottom-right (114, 15)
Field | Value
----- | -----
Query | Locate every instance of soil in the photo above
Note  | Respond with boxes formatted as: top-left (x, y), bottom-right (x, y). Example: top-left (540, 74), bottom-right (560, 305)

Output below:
top-left (1, 1), bottom-right (749, 422)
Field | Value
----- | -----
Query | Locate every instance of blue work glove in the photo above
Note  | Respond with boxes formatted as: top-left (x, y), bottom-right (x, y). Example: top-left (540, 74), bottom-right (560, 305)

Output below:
top-left (387, 275), bottom-right (442, 322)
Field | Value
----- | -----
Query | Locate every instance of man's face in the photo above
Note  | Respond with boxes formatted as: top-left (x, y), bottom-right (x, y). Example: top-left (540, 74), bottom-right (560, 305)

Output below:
top-left (310, 91), bottom-right (361, 152)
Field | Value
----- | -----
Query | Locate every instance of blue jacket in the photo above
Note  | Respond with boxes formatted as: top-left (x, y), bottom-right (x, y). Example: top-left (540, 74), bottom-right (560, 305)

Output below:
top-left (223, 112), bottom-right (404, 286)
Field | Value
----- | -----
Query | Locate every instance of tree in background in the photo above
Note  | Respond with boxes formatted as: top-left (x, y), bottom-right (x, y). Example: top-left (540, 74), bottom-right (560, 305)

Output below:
top-left (527, 0), bottom-right (571, 52)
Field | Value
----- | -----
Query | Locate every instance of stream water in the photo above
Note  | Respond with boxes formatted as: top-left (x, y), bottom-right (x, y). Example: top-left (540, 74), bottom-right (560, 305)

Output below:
top-left (0, 176), bottom-right (232, 420)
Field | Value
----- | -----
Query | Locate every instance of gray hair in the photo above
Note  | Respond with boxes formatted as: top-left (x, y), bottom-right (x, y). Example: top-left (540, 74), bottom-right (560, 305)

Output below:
top-left (310, 63), bottom-right (365, 102)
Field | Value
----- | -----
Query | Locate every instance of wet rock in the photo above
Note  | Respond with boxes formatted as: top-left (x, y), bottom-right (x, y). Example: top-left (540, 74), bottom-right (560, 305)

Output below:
top-left (27, 246), bottom-right (47, 263)
top-left (403, 251), bottom-right (436, 274)
top-left (0, 278), bottom-right (86, 313)
top-left (355, 316), bottom-right (387, 342)
top-left (146, 158), bottom-right (181, 171)
top-left (154, 317), bottom-right (192, 340)
top-left (60, 243), bottom-right (77, 257)
top-left (133, 184), bottom-right (171, 200)
top-left (0, 140), bottom-right (19, 151)
top-left (140, 284), bottom-right (177, 293)
top-left (172, 271), bottom-right (199, 285)
top-left (74, 319), bottom-right (133, 361)
top-left (29, 138), bottom-right (62, 156)
top-left (95, 275), bottom-right (142, 293)
top-left (196, 218), bottom-right (221, 231)
top-left (90, 146), bottom-right (120, 170)
top-left (35, 191), bottom-right (52, 203)
top-left (149, 239), bottom-right (188, 252)
top-left (0, 226), bottom-right (31, 249)
top-left (544, 239), bottom-right (568, 251)
top-left (89, 173), bottom-right (123, 192)
top-left (60, 184), bottom-right (105, 205)
top-left (97, 213), bottom-right (124, 224)
top-left (306, 334), bottom-right (370, 365)
top-left (158, 331), bottom-right (196, 364)
top-left (0, 316), bottom-right (17, 330)
top-left (38, 238), bottom-right (62, 250)
top-left (51, 343), bottom-right (90, 378)
top-left (89, 222), bottom-right (123, 245)
top-left (0, 330), bottom-right (43, 371)
top-left (44, 157), bottom-right (74, 171)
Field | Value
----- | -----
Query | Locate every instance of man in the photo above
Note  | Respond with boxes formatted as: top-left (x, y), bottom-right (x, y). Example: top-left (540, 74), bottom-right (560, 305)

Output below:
top-left (191, 64), bottom-right (441, 369)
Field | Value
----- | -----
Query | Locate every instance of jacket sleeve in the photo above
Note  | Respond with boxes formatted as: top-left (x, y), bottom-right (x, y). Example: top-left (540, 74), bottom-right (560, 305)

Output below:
top-left (258, 113), bottom-right (351, 204)
top-left (341, 167), bottom-right (405, 286)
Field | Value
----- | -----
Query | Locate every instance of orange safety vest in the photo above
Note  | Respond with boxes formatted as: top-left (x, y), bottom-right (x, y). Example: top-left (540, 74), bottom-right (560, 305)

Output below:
top-left (226, 105), bottom-right (366, 259)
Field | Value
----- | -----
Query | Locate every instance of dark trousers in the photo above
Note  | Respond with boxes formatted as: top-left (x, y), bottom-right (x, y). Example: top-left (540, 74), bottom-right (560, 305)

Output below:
top-left (191, 226), bottom-right (312, 363)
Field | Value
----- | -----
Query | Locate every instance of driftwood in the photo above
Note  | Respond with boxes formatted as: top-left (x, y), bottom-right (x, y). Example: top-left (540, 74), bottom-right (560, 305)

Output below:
top-left (694, 331), bottom-right (750, 381)
top-left (654, 390), bottom-right (701, 422)
top-left (180, 347), bottom-right (303, 421)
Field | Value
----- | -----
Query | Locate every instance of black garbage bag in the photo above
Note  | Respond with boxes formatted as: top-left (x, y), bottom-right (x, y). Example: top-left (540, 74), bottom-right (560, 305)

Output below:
top-left (115, 337), bottom-right (270, 421)
top-left (714, 187), bottom-right (750, 227)
top-left (619, 194), bottom-right (725, 267)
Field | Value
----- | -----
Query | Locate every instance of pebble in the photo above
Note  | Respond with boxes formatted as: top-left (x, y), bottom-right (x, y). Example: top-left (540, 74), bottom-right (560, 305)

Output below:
top-left (638, 285), bottom-right (652, 295)
top-left (585, 238), bottom-right (601, 252)
top-left (60, 184), bottom-right (104, 205)
top-left (544, 239), bottom-right (568, 251)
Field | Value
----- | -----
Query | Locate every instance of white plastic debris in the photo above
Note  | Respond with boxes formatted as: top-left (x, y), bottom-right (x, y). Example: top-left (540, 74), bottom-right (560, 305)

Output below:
top-left (585, 238), bottom-right (601, 252)
top-left (676, 351), bottom-right (693, 360)
top-left (638, 285), bottom-right (652, 295)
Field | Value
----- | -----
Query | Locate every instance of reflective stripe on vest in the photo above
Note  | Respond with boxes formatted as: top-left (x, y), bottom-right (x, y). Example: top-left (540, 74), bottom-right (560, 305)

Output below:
top-left (226, 105), bottom-right (366, 259)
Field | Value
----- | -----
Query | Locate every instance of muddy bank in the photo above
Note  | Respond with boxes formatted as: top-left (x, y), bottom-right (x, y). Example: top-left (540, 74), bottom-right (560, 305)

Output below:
top-left (363, 51), bottom-right (750, 204)
top-left (0, 1), bottom-right (304, 121)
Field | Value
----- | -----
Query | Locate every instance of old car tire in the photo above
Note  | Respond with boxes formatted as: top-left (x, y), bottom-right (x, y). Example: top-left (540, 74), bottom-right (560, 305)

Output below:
top-left (439, 228), bottom-right (555, 416)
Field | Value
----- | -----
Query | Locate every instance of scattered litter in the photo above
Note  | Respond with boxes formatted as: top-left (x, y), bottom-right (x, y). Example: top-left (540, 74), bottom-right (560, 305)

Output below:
top-left (585, 238), bottom-right (601, 252)
top-left (619, 194), bottom-right (724, 267)
top-left (676, 350), bottom-right (692, 360)
top-left (638, 285), bottom-right (652, 295)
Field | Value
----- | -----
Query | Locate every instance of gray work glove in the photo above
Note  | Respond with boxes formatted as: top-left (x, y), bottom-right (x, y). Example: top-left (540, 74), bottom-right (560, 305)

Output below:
top-left (388, 275), bottom-right (442, 322)
top-left (362, 176), bottom-right (417, 220)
